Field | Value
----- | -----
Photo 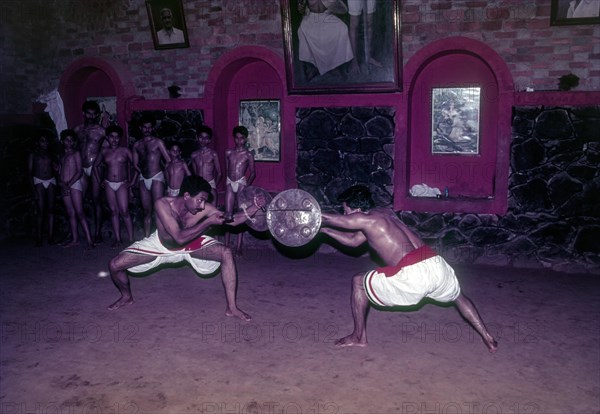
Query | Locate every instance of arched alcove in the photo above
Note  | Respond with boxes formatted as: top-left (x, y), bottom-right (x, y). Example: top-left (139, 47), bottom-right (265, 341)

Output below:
top-left (58, 57), bottom-right (136, 141)
top-left (395, 37), bottom-right (514, 214)
top-left (205, 46), bottom-right (290, 192)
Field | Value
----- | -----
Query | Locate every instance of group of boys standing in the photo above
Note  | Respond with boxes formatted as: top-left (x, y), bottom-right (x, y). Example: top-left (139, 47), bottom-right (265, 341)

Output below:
top-left (28, 100), bottom-right (256, 252)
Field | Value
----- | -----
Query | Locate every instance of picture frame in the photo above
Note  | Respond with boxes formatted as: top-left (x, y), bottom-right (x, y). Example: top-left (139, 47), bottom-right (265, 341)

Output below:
top-left (87, 96), bottom-right (117, 128)
top-left (431, 87), bottom-right (480, 155)
top-left (239, 100), bottom-right (281, 162)
top-left (281, 0), bottom-right (401, 94)
top-left (550, 0), bottom-right (600, 26)
top-left (146, 0), bottom-right (190, 50)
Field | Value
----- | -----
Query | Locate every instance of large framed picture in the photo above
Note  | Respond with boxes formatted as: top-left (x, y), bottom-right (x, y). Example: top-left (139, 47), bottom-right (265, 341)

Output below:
top-left (281, 0), bottom-right (401, 94)
top-left (239, 100), bottom-right (281, 162)
top-left (550, 0), bottom-right (600, 26)
top-left (431, 87), bottom-right (480, 155)
top-left (146, 0), bottom-right (190, 50)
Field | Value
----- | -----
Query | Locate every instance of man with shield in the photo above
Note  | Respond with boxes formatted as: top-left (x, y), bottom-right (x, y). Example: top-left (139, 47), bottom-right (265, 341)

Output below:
top-left (106, 175), bottom-right (266, 322)
top-left (318, 185), bottom-right (498, 352)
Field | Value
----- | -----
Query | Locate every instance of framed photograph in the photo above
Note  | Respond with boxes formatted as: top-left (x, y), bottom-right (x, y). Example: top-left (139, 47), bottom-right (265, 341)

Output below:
top-left (431, 87), bottom-right (480, 155)
top-left (146, 0), bottom-right (190, 50)
top-left (239, 100), bottom-right (281, 162)
top-left (550, 0), bottom-right (600, 26)
top-left (87, 96), bottom-right (117, 128)
top-left (281, 0), bottom-right (401, 94)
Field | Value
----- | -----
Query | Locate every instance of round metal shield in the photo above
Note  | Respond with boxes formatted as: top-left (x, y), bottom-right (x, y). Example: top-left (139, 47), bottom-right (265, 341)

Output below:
top-left (237, 186), bottom-right (273, 231)
top-left (267, 189), bottom-right (321, 247)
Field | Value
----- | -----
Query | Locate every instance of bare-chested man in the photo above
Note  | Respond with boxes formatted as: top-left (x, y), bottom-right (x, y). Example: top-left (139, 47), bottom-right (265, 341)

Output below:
top-left (190, 125), bottom-right (221, 205)
top-left (132, 115), bottom-right (171, 237)
top-left (224, 126), bottom-right (256, 254)
top-left (106, 175), bottom-right (266, 321)
top-left (58, 129), bottom-right (94, 248)
top-left (28, 131), bottom-right (58, 246)
top-left (74, 100), bottom-right (105, 243)
top-left (93, 125), bottom-right (137, 247)
top-left (320, 185), bottom-right (498, 352)
top-left (165, 143), bottom-right (191, 197)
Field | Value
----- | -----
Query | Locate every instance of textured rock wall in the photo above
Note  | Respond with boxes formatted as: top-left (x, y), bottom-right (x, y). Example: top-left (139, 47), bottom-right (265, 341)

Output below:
top-left (295, 105), bottom-right (600, 274)
top-left (296, 107), bottom-right (396, 211)
top-left (405, 105), bottom-right (600, 274)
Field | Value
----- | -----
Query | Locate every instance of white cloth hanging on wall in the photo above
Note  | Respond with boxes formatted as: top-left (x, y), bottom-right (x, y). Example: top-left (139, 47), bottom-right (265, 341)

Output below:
top-left (37, 89), bottom-right (68, 135)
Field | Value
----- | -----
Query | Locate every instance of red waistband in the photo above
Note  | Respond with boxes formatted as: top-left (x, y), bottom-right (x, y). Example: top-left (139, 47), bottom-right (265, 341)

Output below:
top-left (377, 245), bottom-right (438, 277)
top-left (160, 235), bottom-right (208, 252)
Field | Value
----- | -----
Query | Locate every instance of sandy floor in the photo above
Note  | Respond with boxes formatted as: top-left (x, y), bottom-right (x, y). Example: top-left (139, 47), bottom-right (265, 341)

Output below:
top-left (1, 237), bottom-right (599, 414)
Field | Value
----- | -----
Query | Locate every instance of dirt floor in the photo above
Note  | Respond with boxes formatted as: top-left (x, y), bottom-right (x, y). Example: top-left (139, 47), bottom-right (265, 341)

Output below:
top-left (1, 236), bottom-right (599, 414)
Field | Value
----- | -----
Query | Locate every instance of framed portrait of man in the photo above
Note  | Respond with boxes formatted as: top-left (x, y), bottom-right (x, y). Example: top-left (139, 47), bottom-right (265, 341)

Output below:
top-left (281, 0), bottom-right (402, 94)
top-left (146, 0), bottom-right (190, 50)
top-left (550, 0), bottom-right (600, 26)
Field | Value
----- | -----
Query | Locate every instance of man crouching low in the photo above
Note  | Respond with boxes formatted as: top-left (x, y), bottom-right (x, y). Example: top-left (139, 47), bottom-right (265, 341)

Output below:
top-left (107, 175), bottom-right (265, 321)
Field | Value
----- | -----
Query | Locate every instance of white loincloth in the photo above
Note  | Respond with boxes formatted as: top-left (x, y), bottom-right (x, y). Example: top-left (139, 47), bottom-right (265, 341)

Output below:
top-left (364, 245), bottom-right (461, 307)
top-left (83, 166), bottom-right (93, 177)
top-left (33, 177), bottom-right (57, 189)
top-left (105, 180), bottom-right (126, 192)
top-left (124, 231), bottom-right (221, 275)
top-left (207, 179), bottom-right (216, 190)
top-left (70, 178), bottom-right (83, 192)
top-left (298, 10), bottom-right (354, 75)
top-left (167, 186), bottom-right (180, 197)
top-left (226, 176), bottom-right (247, 193)
top-left (140, 171), bottom-right (165, 191)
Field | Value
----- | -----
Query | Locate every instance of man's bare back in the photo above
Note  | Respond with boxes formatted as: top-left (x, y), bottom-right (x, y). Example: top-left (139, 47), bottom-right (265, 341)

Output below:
top-left (352, 208), bottom-right (424, 266)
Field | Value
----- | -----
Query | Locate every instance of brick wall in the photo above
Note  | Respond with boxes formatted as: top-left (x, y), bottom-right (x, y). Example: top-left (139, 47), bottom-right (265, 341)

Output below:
top-left (1, 0), bottom-right (599, 115)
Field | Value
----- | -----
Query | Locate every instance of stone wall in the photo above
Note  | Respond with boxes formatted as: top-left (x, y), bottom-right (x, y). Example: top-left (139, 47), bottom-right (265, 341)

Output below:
top-left (296, 107), bottom-right (395, 210)
top-left (402, 105), bottom-right (600, 274)
top-left (293, 105), bottom-right (599, 274)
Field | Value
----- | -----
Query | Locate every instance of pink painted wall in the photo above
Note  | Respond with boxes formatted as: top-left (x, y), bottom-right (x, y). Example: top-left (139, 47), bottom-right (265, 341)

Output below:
top-left (409, 53), bottom-right (498, 197)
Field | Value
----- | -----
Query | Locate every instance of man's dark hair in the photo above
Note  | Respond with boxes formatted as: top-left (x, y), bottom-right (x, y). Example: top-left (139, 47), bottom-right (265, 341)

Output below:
top-left (105, 125), bottom-right (123, 137)
top-left (179, 175), bottom-right (212, 198)
top-left (337, 185), bottom-right (375, 212)
top-left (82, 100), bottom-right (100, 113)
top-left (140, 114), bottom-right (157, 127)
top-left (197, 125), bottom-right (213, 137)
top-left (232, 125), bottom-right (248, 138)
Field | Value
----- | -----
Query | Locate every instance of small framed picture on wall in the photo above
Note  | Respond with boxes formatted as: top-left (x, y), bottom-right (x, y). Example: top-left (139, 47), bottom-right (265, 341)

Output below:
top-left (550, 0), bottom-right (600, 26)
top-left (239, 100), bottom-right (281, 162)
top-left (146, 0), bottom-right (190, 49)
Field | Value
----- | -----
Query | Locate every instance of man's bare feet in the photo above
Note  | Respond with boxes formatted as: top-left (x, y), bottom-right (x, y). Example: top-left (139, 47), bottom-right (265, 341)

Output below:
top-left (108, 296), bottom-right (134, 311)
top-left (226, 307), bottom-right (252, 322)
top-left (334, 334), bottom-right (367, 348)
top-left (485, 337), bottom-right (498, 354)
top-left (62, 240), bottom-right (79, 248)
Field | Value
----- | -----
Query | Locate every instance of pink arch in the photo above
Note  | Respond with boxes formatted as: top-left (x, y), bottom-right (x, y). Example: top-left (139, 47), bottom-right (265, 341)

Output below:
top-left (404, 36), bottom-right (514, 92)
top-left (395, 36), bottom-right (514, 214)
top-left (58, 56), bottom-right (137, 130)
top-left (205, 46), bottom-right (286, 100)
